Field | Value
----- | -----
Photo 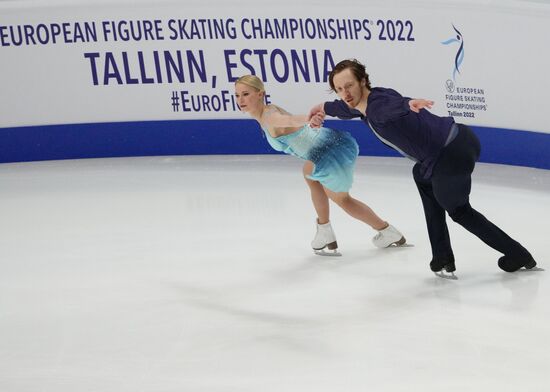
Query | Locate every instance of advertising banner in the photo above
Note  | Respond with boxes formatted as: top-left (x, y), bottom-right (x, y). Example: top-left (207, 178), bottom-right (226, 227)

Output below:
top-left (1, 0), bottom-right (549, 165)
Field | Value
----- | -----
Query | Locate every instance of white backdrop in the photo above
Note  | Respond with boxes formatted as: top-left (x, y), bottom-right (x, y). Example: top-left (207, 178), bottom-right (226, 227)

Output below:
top-left (1, 0), bottom-right (549, 133)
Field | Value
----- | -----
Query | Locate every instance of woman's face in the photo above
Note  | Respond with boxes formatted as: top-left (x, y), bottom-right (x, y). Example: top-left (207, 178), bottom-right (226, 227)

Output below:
top-left (235, 83), bottom-right (264, 113)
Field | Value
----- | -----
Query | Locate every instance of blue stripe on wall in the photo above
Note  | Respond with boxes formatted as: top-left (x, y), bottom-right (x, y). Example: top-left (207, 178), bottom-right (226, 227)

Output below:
top-left (1, 119), bottom-right (549, 169)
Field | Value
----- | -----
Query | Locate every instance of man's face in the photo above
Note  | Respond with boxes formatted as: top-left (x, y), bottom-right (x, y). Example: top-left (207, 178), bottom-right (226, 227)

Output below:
top-left (332, 68), bottom-right (365, 109)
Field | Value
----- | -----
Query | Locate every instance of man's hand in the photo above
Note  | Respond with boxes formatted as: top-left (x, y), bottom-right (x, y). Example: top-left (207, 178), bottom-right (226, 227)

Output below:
top-left (409, 99), bottom-right (434, 113)
top-left (309, 111), bottom-right (325, 128)
top-left (308, 103), bottom-right (325, 128)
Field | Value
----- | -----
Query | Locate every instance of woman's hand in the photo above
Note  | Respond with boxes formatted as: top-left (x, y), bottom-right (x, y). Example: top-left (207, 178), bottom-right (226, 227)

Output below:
top-left (309, 112), bottom-right (325, 128)
top-left (309, 109), bottom-right (325, 128)
top-left (308, 103), bottom-right (325, 127)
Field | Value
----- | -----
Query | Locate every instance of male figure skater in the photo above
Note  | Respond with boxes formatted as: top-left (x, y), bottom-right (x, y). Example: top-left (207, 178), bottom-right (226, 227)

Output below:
top-left (309, 59), bottom-right (537, 278)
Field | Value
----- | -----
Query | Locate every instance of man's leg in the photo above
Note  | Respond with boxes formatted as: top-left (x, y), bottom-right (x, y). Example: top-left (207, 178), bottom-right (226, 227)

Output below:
top-left (432, 125), bottom-right (536, 272)
top-left (413, 164), bottom-right (455, 272)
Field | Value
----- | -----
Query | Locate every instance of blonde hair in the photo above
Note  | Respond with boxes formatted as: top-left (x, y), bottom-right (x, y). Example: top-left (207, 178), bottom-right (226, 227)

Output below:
top-left (235, 75), bottom-right (265, 92)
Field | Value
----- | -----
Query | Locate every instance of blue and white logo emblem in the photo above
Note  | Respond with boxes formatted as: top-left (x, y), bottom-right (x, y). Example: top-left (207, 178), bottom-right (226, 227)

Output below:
top-left (441, 24), bottom-right (464, 81)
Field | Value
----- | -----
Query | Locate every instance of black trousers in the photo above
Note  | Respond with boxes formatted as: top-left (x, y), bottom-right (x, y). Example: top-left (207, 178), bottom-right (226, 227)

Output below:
top-left (413, 124), bottom-right (527, 262)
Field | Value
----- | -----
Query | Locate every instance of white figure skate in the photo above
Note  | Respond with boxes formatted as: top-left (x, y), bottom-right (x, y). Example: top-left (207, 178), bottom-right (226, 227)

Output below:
top-left (372, 223), bottom-right (407, 248)
top-left (311, 220), bottom-right (342, 257)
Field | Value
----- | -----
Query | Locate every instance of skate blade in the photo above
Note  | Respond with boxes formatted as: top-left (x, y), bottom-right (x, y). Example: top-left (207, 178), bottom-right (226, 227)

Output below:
top-left (520, 266), bottom-right (545, 272)
top-left (387, 237), bottom-right (413, 247)
top-left (434, 271), bottom-right (458, 280)
top-left (314, 249), bottom-right (342, 257)
top-left (389, 242), bottom-right (414, 248)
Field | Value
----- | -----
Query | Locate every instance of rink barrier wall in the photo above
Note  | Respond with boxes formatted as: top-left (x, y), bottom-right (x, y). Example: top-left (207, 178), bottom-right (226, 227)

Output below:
top-left (0, 119), bottom-right (549, 170)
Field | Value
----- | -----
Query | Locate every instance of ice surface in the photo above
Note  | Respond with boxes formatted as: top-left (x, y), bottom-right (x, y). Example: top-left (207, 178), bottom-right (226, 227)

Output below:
top-left (0, 155), bottom-right (548, 392)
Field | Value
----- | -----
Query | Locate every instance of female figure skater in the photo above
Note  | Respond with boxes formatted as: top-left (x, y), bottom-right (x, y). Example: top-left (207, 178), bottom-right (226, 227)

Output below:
top-left (234, 75), bottom-right (406, 255)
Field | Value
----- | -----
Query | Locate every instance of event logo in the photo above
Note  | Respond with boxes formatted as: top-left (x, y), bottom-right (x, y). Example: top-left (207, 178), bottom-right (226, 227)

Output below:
top-left (445, 79), bottom-right (455, 93)
top-left (441, 24), bottom-right (488, 120)
top-left (441, 24), bottom-right (464, 82)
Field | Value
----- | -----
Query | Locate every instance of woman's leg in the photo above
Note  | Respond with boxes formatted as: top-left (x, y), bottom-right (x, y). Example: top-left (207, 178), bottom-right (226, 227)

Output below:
top-left (304, 162), bottom-right (340, 253)
top-left (323, 188), bottom-right (387, 230)
top-left (303, 161), bottom-right (330, 224)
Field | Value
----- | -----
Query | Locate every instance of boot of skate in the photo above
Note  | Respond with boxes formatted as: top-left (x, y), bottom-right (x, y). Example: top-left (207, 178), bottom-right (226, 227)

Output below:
top-left (431, 255), bottom-right (458, 280)
top-left (311, 220), bottom-right (338, 251)
top-left (372, 223), bottom-right (406, 248)
top-left (498, 252), bottom-right (537, 272)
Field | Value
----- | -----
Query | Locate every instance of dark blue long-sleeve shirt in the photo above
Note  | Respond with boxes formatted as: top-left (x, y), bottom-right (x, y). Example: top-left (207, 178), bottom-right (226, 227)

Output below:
top-left (324, 87), bottom-right (455, 178)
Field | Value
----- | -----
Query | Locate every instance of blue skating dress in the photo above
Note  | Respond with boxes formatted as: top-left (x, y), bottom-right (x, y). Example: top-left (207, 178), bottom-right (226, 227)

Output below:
top-left (261, 124), bottom-right (359, 192)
